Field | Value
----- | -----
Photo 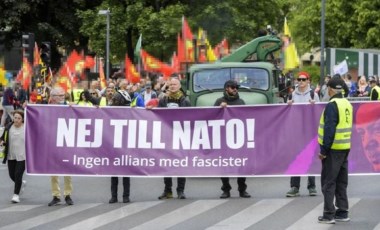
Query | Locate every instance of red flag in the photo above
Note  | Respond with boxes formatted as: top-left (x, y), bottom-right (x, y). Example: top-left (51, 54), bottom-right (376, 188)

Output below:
top-left (98, 59), bottom-right (107, 88)
top-left (33, 42), bottom-right (40, 66)
top-left (66, 50), bottom-right (85, 76)
top-left (84, 56), bottom-right (95, 68)
top-left (125, 55), bottom-right (141, 84)
top-left (140, 49), bottom-right (174, 79)
top-left (57, 63), bottom-right (75, 92)
top-left (21, 57), bottom-right (32, 90)
top-left (171, 52), bottom-right (180, 73)
top-left (177, 33), bottom-right (185, 63)
top-left (182, 16), bottom-right (194, 62)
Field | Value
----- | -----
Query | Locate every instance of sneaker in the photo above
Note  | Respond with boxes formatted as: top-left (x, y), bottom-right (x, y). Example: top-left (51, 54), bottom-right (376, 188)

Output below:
top-left (123, 197), bottom-right (130, 203)
top-left (239, 191), bottom-right (251, 198)
top-left (177, 191), bottom-right (186, 199)
top-left (65, 195), bottom-right (74, 205)
top-left (220, 191), bottom-right (231, 199)
top-left (19, 180), bottom-right (27, 195)
top-left (318, 216), bottom-right (335, 224)
top-left (308, 187), bottom-right (317, 196)
top-left (109, 197), bottom-right (118, 204)
top-left (335, 215), bottom-right (350, 222)
top-left (286, 187), bottom-right (300, 197)
top-left (11, 194), bottom-right (20, 203)
top-left (48, 197), bottom-right (61, 206)
top-left (158, 191), bottom-right (173, 200)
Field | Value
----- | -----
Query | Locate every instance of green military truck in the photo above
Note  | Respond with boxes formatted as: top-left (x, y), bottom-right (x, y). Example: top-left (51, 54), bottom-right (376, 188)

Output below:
top-left (183, 35), bottom-right (285, 106)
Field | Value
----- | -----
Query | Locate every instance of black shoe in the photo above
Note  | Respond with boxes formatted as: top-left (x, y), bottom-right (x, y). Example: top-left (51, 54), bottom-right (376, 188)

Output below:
top-left (158, 191), bottom-right (173, 200)
top-left (123, 197), bottom-right (130, 203)
top-left (318, 216), bottom-right (335, 224)
top-left (335, 215), bottom-right (350, 222)
top-left (220, 191), bottom-right (230, 199)
top-left (239, 191), bottom-right (251, 198)
top-left (48, 197), bottom-right (61, 206)
top-left (65, 195), bottom-right (74, 205)
top-left (177, 191), bottom-right (186, 199)
top-left (109, 197), bottom-right (118, 203)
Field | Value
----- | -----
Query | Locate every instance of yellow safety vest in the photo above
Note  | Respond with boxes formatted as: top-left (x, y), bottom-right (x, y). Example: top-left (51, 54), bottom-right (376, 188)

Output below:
top-left (77, 101), bottom-right (93, 106)
top-left (370, 85), bottom-right (380, 100)
top-left (72, 89), bottom-right (84, 104)
top-left (99, 97), bottom-right (107, 106)
top-left (318, 98), bottom-right (353, 150)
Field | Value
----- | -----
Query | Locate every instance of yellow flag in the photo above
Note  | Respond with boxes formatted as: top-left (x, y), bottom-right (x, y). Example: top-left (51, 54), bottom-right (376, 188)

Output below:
top-left (198, 28), bottom-right (217, 62)
top-left (283, 18), bottom-right (300, 70)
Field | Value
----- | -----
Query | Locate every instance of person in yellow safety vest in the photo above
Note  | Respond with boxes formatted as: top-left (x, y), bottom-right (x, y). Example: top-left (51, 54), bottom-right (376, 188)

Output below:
top-left (71, 88), bottom-right (84, 104)
top-left (317, 77), bottom-right (353, 224)
top-left (369, 76), bottom-right (380, 100)
top-left (76, 91), bottom-right (93, 106)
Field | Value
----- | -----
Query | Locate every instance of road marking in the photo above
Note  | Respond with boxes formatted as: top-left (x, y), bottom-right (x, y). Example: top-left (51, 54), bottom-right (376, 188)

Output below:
top-left (206, 199), bottom-right (292, 230)
top-left (286, 198), bottom-right (361, 230)
top-left (0, 205), bottom-right (43, 212)
top-left (130, 200), bottom-right (228, 230)
top-left (60, 201), bottom-right (163, 230)
top-left (0, 203), bottom-right (101, 230)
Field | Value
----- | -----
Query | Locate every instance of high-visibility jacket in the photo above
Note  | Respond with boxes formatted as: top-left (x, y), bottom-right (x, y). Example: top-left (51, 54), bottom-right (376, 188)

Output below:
top-left (77, 101), bottom-right (93, 106)
top-left (99, 97), bottom-right (107, 106)
top-left (318, 98), bottom-right (353, 150)
top-left (72, 89), bottom-right (84, 103)
top-left (370, 85), bottom-right (380, 100)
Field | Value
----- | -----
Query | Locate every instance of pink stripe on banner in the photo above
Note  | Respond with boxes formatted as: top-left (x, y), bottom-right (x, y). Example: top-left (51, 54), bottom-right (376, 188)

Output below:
top-left (285, 136), bottom-right (318, 174)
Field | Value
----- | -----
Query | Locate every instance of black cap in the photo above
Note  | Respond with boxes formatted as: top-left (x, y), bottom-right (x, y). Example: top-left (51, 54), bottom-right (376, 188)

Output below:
top-left (327, 77), bottom-right (345, 89)
top-left (224, 80), bottom-right (239, 89)
top-left (369, 76), bottom-right (376, 83)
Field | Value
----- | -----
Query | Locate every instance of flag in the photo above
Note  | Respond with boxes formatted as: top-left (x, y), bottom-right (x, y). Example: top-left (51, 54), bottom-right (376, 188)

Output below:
top-left (197, 28), bottom-right (217, 62)
top-left (283, 18), bottom-right (300, 70)
top-left (171, 52), bottom-right (180, 72)
top-left (33, 42), bottom-right (40, 66)
top-left (140, 49), bottom-right (174, 78)
top-left (66, 50), bottom-right (85, 76)
top-left (134, 34), bottom-right (142, 62)
top-left (99, 59), bottom-right (107, 89)
top-left (182, 16), bottom-right (194, 62)
top-left (20, 57), bottom-right (33, 90)
top-left (214, 38), bottom-right (229, 59)
top-left (0, 67), bottom-right (8, 86)
top-left (333, 60), bottom-right (349, 75)
top-left (57, 64), bottom-right (73, 92)
top-left (125, 55), bottom-right (140, 84)
top-left (177, 33), bottom-right (185, 63)
top-left (84, 56), bottom-right (95, 68)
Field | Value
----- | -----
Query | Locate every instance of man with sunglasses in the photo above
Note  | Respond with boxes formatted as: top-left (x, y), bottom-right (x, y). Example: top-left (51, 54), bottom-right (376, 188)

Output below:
top-left (214, 80), bottom-right (251, 199)
top-left (286, 71), bottom-right (319, 198)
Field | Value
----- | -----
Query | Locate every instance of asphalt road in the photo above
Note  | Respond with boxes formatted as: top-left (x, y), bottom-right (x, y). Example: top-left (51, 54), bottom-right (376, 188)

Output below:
top-left (0, 163), bottom-right (380, 230)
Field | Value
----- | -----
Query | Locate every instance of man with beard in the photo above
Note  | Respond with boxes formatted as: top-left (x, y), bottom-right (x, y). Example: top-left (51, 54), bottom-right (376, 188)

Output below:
top-left (214, 80), bottom-right (251, 199)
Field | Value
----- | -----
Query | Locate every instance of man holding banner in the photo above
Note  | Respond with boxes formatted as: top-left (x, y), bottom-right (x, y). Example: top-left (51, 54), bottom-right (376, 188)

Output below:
top-left (317, 77), bottom-right (352, 224)
top-left (214, 80), bottom-right (251, 199)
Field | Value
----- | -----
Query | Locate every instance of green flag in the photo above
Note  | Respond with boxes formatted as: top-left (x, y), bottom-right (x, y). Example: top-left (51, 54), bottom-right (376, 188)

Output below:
top-left (134, 34), bottom-right (142, 62)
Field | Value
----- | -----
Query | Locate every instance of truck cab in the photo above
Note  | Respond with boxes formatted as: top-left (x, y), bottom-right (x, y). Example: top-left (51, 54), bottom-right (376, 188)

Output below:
top-left (184, 35), bottom-right (284, 106)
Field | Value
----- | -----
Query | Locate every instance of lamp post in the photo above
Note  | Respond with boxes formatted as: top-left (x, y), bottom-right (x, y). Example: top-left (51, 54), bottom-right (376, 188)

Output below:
top-left (320, 0), bottom-right (326, 86)
top-left (98, 9), bottom-right (110, 81)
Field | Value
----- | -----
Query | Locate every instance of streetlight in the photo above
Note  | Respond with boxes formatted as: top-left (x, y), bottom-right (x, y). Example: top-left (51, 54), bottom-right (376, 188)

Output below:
top-left (98, 9), bottom-right (110, 81)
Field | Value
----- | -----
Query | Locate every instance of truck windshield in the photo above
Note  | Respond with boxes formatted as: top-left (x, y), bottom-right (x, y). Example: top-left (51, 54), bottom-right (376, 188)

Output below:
top-left (193, 68), bottom-right (269, 92)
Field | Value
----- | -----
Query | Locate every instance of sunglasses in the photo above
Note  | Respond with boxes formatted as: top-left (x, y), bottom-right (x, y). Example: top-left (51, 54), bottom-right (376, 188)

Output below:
top-left (229, 86), bottom-right (239, 89)
top-left (297, 78), bottom-right (308, 82)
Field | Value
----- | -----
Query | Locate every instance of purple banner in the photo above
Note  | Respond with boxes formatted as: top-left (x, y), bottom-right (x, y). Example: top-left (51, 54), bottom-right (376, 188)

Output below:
top-left (25, 102), bottom-right (380, 176)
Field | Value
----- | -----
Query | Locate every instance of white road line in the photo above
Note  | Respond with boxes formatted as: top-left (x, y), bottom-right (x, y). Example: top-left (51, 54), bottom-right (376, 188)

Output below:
top-left (286, 198), bottom-right (361, 230)
top-left (206, 199), bottom-right (292, 230)
top-left (130, 200), bottom-right (228, 230)
top-left (0, 205), bottom-right (43, 212)
top-left (0, 203), bottom-right (101, 230)
top-left (60, 201), bottom-right (163, 230)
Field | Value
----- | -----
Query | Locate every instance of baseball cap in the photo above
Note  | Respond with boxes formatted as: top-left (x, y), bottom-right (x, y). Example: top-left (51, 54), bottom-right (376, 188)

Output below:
top-left (327, 77), bottom-right (345, 89)
top-left (369, 76), bottom-right (377, 83)
top-left (224, 80), bottom-right (239, 89)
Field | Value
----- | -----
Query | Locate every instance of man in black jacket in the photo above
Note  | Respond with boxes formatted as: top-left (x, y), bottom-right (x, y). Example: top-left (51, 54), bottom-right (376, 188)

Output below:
top-left (157, 78), bottom-right (191, 200)
top-left (214, 80), bottom-right (251, 199)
